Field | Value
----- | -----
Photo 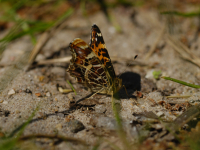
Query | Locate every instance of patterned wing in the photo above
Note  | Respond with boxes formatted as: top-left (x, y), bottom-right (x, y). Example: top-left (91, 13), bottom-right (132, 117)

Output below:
top-left (67, 38), bottom-right (109, 92)
top-left (89, 24), bottom-right (116, 78)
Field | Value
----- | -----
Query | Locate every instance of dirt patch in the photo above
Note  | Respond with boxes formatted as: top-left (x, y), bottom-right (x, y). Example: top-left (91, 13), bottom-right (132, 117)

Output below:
top-left (0, 4), bottom-right (200, 150)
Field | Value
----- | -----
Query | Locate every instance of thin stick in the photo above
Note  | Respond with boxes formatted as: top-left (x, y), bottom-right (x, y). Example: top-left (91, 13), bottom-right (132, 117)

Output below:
top-left (26, 8), bottom-right (73, 71)
top-left (37, 56), bottom-right (146, 66)
top-left (167, 35), bottom-right (200, 67)
top-left (166, 95), bottom-right (191, 98)
top-left (37, 57), bottom-right (71, 65)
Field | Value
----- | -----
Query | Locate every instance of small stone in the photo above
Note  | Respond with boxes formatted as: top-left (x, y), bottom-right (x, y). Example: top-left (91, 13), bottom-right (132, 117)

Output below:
top-left (145, 70), bottom-right (154, 79)
top-left (153, 124), bottom-right (163, 130)
top-left (3, 101), bottom-right (8, 104)
top-left (8, 89), bottom-right (15, 95)
top-left (35, 54), bottom-right (45, 62)
top-left (63, 119), bottom-right (85, 133)
top-left (57, 113), bottom-right (64, 118)
top-left (46, 92), bottom-right (51, 97)
top-left (156, 111), bottom-right (164, 117)
top-left (96, 117), bottom-right (116, 130)
top-left (35, 93), bottom-right (42, 97)
top-left (0, 100), bottom-right (4, 103)
top-left (95, 105), bottom-right (106, 113)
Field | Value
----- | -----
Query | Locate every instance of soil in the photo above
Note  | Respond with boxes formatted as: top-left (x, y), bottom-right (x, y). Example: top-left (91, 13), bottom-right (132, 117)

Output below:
top-left (0, 5), bottom-right (200, 150)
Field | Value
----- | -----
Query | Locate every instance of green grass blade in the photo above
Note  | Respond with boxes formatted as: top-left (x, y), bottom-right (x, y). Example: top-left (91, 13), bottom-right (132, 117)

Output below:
top-left (0, 21), bottom-right (53, 43)
top-left (0, 105), bottom-right (39, 150)
top-left (112, 92), bottom-right (130, 149)
top-left (16, 106), bottom-right (39, 138)
top-left (161, 10), bottom-right (200, 17)
top-left (66, 80), bottom-right (77, 95)
top-left (162, 76), bottom-right (200, 88)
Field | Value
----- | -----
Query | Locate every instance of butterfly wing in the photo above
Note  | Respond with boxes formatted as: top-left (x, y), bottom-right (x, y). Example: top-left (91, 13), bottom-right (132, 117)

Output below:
top-left (67, 38), bottom-right (109, 92)
top-left (89, 24), bottom-right (116, 79)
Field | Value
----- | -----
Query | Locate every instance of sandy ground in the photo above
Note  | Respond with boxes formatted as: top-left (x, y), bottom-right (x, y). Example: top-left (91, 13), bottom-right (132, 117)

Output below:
top-left (0, 6), bottom-right (200, 149)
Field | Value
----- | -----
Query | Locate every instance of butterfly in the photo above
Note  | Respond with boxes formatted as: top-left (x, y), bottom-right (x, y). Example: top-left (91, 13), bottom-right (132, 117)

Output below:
top-left (67, 24), bottom-right (122, 95)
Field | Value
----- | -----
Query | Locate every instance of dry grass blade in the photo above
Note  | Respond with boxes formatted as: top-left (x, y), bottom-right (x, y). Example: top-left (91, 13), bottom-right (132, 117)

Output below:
top-left (165, 99), bottom-right (191, 104)
top-left (166, 95), bottom-right (191, 98)
top-left (58, 87), bottom-right (73, 94)
top-left (167, 35), bottom-right (200, 68)
top-left (145, 25), bottom-right (165, 59)
top-left (169, 104), bottom-right (200, 132)
top-left (26, 8), bottom-right (73, 70)
top-left (37, 56), bottom-right (147, 66)
top-left (28, 32), bottom-right (51, 65)
top-left (37, 57), bottom-right (71, 65)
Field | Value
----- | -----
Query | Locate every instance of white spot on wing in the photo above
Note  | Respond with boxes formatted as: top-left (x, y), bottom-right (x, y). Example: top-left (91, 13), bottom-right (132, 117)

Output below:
top-left (97, 33), bottom-right (102, 36)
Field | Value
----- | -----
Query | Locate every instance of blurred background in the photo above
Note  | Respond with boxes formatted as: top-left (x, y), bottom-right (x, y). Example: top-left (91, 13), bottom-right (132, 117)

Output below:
top-left (0, 1), bottom-right (200, 149)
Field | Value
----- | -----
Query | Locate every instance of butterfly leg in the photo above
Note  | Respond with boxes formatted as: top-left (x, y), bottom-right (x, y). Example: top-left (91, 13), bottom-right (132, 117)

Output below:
top-left (87, 87), bottom-right (105, 98)
top-left (123, 85), bottom-right (130, 99)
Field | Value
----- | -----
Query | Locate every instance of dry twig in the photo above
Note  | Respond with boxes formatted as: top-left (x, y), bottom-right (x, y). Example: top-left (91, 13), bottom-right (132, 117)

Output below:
top-left (167, 35), bottom-right (200, 68)
top-left (37, 57), bottom-right (71, 65)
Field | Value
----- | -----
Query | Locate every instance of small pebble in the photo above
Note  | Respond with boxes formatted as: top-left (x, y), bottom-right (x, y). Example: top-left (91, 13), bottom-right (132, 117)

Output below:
top-left (63, 120), bottom-right (85, 133)
top-left (35, 93), bottom-right (42, 97)
top-left (0, 100), bottom-right (4, 103)
top-left (8, 89), bottom-right (15, 95)
top-left (96, 117), bottom-right (116, 130)
top-left (46, 92), bottom-right (51, 97)
top-left (35, 54), bottom-right (45, 61)
top-left (95, 105), bottom-right (106, 113)
top-left (145, 70), bottom-right (154, 79)
top-left (3, 101), bottom-right (8, 104)
top-left (156, 111), bottom-right (164, 117)
top-left (57, 113), bottom-right (64, 118)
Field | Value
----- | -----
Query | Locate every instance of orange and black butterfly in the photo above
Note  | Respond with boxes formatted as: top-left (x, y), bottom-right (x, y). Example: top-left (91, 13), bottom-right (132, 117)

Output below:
top-left (67, 24), bottom-right (122, 95)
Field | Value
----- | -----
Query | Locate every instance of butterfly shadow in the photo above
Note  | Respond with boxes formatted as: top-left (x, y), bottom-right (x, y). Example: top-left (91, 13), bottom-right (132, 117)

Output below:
top-left (118, 71), bottom-right (141, 99)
